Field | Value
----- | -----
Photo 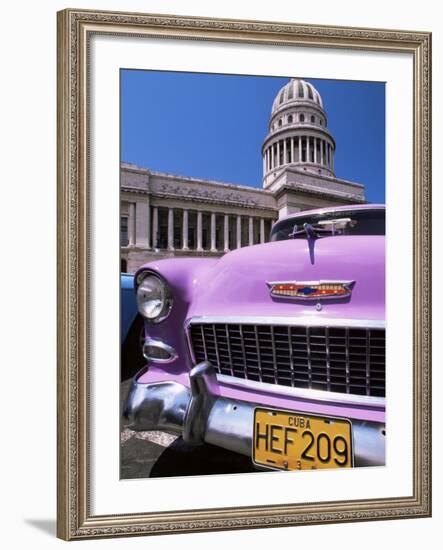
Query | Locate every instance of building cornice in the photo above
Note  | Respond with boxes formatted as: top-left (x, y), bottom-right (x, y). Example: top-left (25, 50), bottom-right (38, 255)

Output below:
top-left (121, 162), bottom-right (270, 198)
top-left (270, 166), bottom-right (365, 190)
top-left (121, 186), bottom-right (151, 196)
top-left (273, 183), bottom-right (367, 204)
top-left (147, 190), bottom-right (277, 213)
top-left (121, 163), bottom-right (150, 175)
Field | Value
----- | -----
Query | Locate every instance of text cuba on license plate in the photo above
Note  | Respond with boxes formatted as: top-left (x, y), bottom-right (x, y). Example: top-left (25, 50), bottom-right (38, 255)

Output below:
top-left (252, 407), bottom-right (354, 471)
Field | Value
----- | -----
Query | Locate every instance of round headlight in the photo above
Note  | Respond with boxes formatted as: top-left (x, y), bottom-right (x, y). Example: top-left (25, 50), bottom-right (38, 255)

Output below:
top-left (136, 273), bottom-right (172, 322)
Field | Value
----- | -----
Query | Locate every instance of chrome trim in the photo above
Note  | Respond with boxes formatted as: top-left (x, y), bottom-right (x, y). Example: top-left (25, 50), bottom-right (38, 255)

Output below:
top-left (186, 316), bottom-right (385, 329)
top-left (306, 325), bottom-right (312, 387)
top-left (185, 318), bottom-right (197, 364)
top-left (254, 325), bottom-right (263, 382)
top-left (226, 324), bottom-right (234, 377)
top-left (182, 361), bottom-right (220, 444)
top-left (200, 324), bottom-right (207, 359)
top-left (216, 373), bottom-right (385, 408)
top-left (325, 326), bottom-right (331, 392)
top-left (317, 217), bottom-right (352, 227)
top-left (239, 324), bottom-right (248, 379)
top-left (270, 326), bottom-right (278, 384)
top-left (287, 326), bottom-right (295, 387)
top-left (123, 376), bottom-right (190, 434)
top-left (204, 396), bottom-right (254, 456)
top-left (185, 316), bottom-right (386, 403)
top-left (124, 362), bottom-right (385, 466)
top-left (365, 329), bottom-right (371, 397)
top-left (345, 327), bottom-right (350, 394)
top-left (142, 337), bottom-right (178, 363)
top-left (267, 280), bottom-right (355, 300)
top-left (212, 324), bottom-right (221, 368)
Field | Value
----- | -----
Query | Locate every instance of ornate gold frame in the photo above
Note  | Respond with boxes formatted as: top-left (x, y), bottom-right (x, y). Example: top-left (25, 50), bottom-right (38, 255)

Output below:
top-left (57, 8), bottom-right (431, 540)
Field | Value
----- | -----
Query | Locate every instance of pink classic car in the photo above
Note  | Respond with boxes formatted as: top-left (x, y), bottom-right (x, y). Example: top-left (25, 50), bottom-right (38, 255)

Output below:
top-left (124, 204), bottom-right (385, 471)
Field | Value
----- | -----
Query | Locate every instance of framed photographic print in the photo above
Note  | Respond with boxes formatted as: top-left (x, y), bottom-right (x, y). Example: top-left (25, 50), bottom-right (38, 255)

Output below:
top-left (57, 8), bottom-right (431, 540)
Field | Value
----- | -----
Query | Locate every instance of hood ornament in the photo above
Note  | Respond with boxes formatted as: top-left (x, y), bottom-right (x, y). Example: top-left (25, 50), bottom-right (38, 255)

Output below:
top-left (267, 280), bottom-right (355, 300)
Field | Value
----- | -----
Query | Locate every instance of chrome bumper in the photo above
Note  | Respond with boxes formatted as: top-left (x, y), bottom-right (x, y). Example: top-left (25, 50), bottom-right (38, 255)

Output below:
top-left (123, 362), bottom-right (385, 467)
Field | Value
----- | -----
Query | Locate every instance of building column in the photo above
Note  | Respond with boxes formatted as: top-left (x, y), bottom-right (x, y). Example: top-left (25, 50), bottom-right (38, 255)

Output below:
top-left (260, 218), bottom-right (265, 244)
top-left (182, 209), bottom-right (189, 250)
top-left (248, 217), bottom-right (254, 246)
top-left (224, 215), bottom-right (229, 252)
top-left (306, 136), bottom-right (310, 163)
top-left (298, 136), bottom-right (302, 161)
top-left (167, 208), bottom-right (174, 251)
top-left (210, 213), bottom-right (217, 252)
top-left (283, 139), bottom-right (287, 165)
top-left (277, 141), bottom-right (280, 166)
top-left (262, 153), bottom-right (266, 175)
top-left (331, 147), bottom-right (334, 171)
top-left (320, 140), bottom-right (324, 165)
top-left (146, 198), bottom-right (151, 249)
top-left (291, 137), bottom-right (294, 163)
top-left (197, 211), bottom-right (203, 251)
top-left (314, 138), bottom-right (317, 163)
top-left (135, 198), bottom-right (151, 249)
top-left (128, 203), bottom-right (135, 247)
top-left (236, 215), bottom-right (242, 249)
top-left (152, 207), bottom-right (158, 248)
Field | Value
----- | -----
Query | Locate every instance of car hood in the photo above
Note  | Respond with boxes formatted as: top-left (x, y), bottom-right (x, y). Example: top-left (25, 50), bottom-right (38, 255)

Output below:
top-left (188, 235), bottom-right (385, 323)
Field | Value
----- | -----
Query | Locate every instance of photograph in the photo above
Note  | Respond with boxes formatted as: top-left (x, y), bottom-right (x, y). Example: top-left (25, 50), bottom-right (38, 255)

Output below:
top-left (120, 70), bottom-right (386, 479)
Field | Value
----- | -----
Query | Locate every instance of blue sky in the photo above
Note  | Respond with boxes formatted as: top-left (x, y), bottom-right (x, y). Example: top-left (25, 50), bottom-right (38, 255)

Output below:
top-left (121, 70), bottom-right (385, 203)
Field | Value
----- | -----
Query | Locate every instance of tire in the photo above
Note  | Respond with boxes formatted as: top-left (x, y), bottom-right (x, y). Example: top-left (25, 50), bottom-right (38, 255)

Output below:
top-left (121, 314), bottom-right (145, 381)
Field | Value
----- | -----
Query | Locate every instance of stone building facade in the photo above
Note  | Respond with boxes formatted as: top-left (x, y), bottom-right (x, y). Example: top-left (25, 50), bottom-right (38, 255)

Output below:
top-left (121, 79), bottom-right (366, 273)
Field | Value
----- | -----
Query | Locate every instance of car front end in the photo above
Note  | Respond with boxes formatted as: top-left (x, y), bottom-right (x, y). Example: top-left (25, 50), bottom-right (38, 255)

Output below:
top-left (124, 205), bottom-right (386, 471)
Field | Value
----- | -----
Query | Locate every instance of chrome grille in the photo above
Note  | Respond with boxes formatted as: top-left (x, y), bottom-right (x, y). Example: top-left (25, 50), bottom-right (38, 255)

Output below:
top-left (189, 323), bottom-right (385, 398)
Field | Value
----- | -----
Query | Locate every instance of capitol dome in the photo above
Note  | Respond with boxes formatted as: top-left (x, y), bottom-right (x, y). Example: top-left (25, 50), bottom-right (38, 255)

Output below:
top-left (272, 79), bottom-right (323, 112)
top-left (262, 78), bottom-right (336, 187)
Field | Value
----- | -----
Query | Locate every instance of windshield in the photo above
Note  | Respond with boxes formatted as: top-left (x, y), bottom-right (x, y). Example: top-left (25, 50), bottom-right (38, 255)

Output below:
top-left (270, 209), bottom-right (385, 241)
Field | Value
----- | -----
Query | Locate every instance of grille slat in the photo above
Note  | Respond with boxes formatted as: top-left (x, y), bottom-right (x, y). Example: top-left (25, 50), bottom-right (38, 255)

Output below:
top-left (190, 323), bottom-right (385, 398)
top-left (345, 327), bottom-right (351, 394)
top-left (306, 327), bottom-right (313, 389)
top-left (254, 325), bottom-right (263, 382)
top-left (270, 326), bottom-right (278, 384)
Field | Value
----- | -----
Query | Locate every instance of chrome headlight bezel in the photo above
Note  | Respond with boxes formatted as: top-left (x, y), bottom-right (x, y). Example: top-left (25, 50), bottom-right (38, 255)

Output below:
top-left (136, 271), bottom-right (173, 323)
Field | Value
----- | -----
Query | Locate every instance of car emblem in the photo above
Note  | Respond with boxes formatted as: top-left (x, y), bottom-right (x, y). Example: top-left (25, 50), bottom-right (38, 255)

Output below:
top-left (267, 280), bottom-right (355, 300)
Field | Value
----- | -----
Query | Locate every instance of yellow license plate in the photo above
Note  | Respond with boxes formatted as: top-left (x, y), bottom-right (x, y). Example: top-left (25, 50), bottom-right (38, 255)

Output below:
top-left (253, 407), bottom-right (353, 471)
